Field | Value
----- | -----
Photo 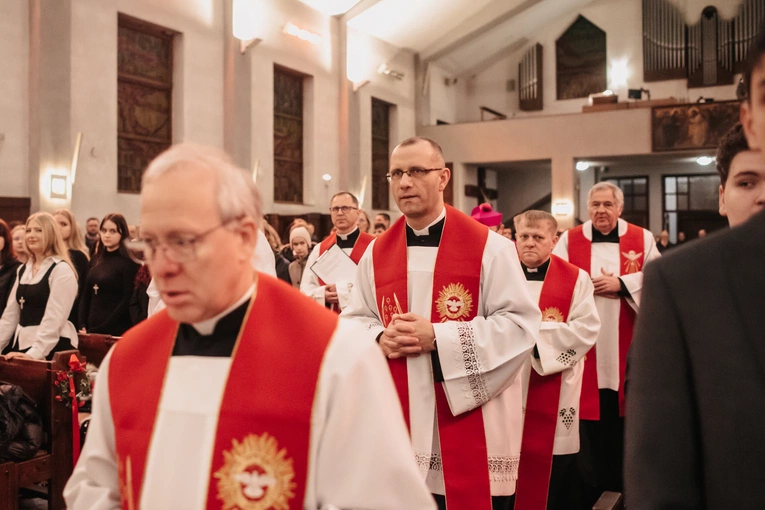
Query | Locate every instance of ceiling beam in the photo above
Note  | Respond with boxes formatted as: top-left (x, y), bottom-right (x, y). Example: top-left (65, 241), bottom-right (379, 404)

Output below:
top-left (456, 37), bottom-right (529, 78)
top-left (420, 0), bottom-right (541, 63)
top-left (340, 0), bottom-right (385, 23)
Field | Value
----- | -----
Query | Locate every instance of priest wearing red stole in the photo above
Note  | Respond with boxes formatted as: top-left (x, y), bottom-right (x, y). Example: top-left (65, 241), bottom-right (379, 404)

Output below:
top-left (342, 137), bottom-right (541, 510)
top-left (301, 191), bottom-right (374, 313)
top-left (511, 211), bottom-right (599, 510)
top-left (552, 181), bottom-right (659, 506)
top-left (64, 144), bottom-right (435, 510)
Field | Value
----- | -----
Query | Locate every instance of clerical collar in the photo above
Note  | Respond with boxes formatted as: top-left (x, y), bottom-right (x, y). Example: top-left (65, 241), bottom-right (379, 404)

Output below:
top-left (336, 228), bottom-right (359, 248)
top-left (406, 208), bottom-right (446, 247)
top-left (591, 226), bottom-right (620, 243)
top-left (191, 285), bottom-right (255, 335)
top-left (521, 258), bottom-right (550, 281)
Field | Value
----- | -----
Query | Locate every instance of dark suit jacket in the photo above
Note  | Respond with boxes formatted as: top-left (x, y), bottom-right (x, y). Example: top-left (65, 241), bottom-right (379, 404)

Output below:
top-left (625, 210), bottom-right (765, 509)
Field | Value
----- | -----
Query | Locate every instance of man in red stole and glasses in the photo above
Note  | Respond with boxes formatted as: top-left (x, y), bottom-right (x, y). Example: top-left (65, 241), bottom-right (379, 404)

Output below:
top-left (64, 143), bottom-right (435, 510)
top-left (552, 181), bottom-right (659, 507)
top-left (511, 210), bottom-right (599, 510)
top-left (342, 136), bottom-right (541, 510)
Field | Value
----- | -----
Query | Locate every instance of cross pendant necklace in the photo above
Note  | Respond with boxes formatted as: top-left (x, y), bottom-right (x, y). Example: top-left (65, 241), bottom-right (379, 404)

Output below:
top-left (93, 284), bottom-right (99, 295)
top-left (19, 297), bottom-right (25, 310)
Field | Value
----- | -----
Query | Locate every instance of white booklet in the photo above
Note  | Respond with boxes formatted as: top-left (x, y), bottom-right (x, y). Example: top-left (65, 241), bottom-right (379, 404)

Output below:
top-left (310, 244), bottom-right (356, 283)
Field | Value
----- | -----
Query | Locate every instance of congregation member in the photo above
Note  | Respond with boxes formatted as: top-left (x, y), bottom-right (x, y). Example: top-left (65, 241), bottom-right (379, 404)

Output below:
top-left (0, 220), bottom-right (22, 318)
top-left (78, 213), bottom-right (140, 336)
top-left (262, 221), bottom-right (291, 284)
top-left (655, 230), bottom-right (673, 253)
top-left (471, 203), bottom-right (503, 232)
top-left (375, 212), bottom-right (391, 229)
top-left (0, 212), bottom-right (78, 360)
top-left (129, 264), bottom-right (151, 325)
top-left (358, 209), bottom-right (372, 233)
top-left (676, 231), bottom-right (686, 244)
top-left (53, 209), bottom-right (90, 324)
top-left (343, 137), bottom-right (540, 510)
top-left (373, 222), bottom-right (387, 236)
top-left (626, 28), bottom-right (765, 508)
top-left (11, 225), bottom-right (28, 265)
top-left (552, 181), bottom-right (659, 506)
top-left (288, 226), bottom-right (312, 288)
top-left (301, 191), bottom-right (374, 313)
top-left (716, 123), bottom-right (765, 226)
top-left (64, 143), bottom-right (435, 510)
top-left (84, 217), bottom-right (100, 252)
top-left (512, 211), bottom-right (599, 510)
top-left (697, 228), bottom-right (707, 238)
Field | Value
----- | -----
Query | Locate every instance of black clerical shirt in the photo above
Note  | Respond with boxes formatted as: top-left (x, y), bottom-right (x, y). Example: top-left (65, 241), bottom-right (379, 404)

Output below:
top-left (521, 258), bottom-right (550, 282)
top-left (172, 300), bottom-right (249, 357)
top-left (336, 229), bottom-right (360, 249)
top-left (405, 218), bottom-right (445, 247)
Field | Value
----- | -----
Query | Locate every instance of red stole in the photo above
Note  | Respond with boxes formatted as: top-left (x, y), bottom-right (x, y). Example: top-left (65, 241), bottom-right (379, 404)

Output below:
top-left (567, 222), bottom-right (644, 419)
top-left (109, 275), bottom-right (337, 510)
top-left (373, 205), bottom-right (492, 510)
top-left (318, 230), bottom-right (374, 313)
top-left (514, 255), bottom-right (579, 510)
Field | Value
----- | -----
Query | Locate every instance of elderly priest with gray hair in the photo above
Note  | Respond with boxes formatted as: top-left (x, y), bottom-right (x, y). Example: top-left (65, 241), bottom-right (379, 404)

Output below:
top-left (64, 143), bottom-right (435, 510)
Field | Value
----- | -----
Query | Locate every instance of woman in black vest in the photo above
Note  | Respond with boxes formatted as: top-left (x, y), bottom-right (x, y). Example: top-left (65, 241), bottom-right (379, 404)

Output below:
top-left (79, 214), bottom-right (139, 336)
top-left (53, 209), bottom-right (90, 325)
top-left (0, 219), bottom-right (22, 318)
top-left (0, 213), bottom-right (78, 360)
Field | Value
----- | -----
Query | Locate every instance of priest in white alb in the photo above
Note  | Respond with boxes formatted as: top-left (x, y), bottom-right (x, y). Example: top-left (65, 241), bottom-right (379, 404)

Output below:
top-left (342, 137), bottom-right (541, 510)
top-left (511, 211), bottom-right (599, 510)
top-left (552, 181), bottom-right (659, 506)
top-left (63, 143), bottom-right (435, 510)
top-left (301, 191), bottom-right (374, 313)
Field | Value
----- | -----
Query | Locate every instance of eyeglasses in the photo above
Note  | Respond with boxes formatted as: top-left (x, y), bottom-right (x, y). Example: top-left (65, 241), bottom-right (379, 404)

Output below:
top-left (386, 167), bottom-right (443, 182)
top-left (329, 206), bottom-right (358, 214)
top-left (125, 216), bottom-right (242, 264)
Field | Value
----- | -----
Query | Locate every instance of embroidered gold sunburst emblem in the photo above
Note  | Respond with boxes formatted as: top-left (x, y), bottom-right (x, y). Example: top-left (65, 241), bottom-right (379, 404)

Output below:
top-left (436, 283), bottom-right (473, 322)
top-left (541, 307), bottom-right (564, 323)
top-left (622, 250), bottom-right (643, 274)
top-left (215, 433), bottom-right (296, 510)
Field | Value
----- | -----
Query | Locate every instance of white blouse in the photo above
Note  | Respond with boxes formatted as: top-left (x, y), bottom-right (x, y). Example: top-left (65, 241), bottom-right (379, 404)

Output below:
top-left (0, 256), bottom-right (78, 359)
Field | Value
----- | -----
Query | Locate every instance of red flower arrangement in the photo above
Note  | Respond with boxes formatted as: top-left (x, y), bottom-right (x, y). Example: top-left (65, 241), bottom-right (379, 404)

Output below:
top-left (51, 354), bottom-right (90, 409)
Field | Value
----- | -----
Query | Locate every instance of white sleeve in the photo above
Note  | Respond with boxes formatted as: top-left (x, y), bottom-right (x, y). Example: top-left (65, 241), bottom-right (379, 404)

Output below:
top-left (433, 238), bottom-right (541, 416)
top-left (64, 349), bottom-right (121, 509)
top-left (335, 279), bottom-right (354, 312)
top-left (339, 244), bottom-right (385, 341)
top-left (619, 229), bottom-right (661, 309)
top-left (253, 230), bottom-right (276, 277)
top-left (300, 244), bottom-right (327, 307)
top-left (26, 263), bottom-right (78, 360)
top-left (532, 270), bottom-right (599, 376)
top-left (312, 320), bottom-right (435, 510)
top-left (0, 269), bottom-right (21, 351)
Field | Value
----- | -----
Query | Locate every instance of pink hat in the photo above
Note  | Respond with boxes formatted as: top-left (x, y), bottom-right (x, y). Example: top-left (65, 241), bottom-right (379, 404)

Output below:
top-left (470, 203), bottom-right (502, 227)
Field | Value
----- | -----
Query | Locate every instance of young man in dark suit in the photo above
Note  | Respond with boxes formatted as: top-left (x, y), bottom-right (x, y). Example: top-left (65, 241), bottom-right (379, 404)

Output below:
top-left (625, 24), bottom-right (765, 509)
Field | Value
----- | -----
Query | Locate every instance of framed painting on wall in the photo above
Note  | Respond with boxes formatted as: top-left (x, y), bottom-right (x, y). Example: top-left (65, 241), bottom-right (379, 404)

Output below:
top-left (651, 100), bottom-right (740, 152)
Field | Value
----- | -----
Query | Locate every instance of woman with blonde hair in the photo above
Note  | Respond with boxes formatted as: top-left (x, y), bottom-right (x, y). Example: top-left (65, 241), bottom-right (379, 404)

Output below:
top-left (358, 209), bottom-right (372, 234)
top-left (53, 209), bottom-right (90, 324)
top-left (0, 212), bottom-right (78, 360)
top-left (10, 225), bottom-right (28, 265)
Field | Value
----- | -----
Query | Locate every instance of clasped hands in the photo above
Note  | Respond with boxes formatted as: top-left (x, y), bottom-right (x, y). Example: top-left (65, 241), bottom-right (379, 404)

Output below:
top-left (380, 313), bottom-right (436, 359)
top-left (592, 268), bottom-right (622, 299)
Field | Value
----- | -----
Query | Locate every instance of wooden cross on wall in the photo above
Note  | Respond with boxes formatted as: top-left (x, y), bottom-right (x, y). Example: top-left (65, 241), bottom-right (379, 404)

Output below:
top-left (464, 167), bottom-right (498, 206)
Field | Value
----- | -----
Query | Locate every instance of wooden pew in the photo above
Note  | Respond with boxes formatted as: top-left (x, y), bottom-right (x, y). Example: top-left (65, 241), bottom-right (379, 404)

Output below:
top-left (0, 350), bottom-right (83, 510)
top-left (77, 333), bottom-right (118, 368)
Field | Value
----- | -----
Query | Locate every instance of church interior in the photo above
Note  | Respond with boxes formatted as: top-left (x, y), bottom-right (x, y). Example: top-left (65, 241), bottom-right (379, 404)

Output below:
top-left (1, 0), bottom-right (763, 508)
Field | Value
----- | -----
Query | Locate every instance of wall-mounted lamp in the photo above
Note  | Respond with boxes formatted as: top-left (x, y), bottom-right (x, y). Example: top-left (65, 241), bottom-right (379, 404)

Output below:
top-left (576, 161), bottom-right (590, 172)
top-left (232, 0), bottom-right (262, 54)
top-left (50, 175), bottom-right (68, 199)
top-left (285, 23), bottom-right (321, 45)
top-left (377, 63), bottom-right (405, 80)
top-left (552, 200), bottom-right (574, 217)
top-left (696, 156), bottom-right (714, 166)
top-left (322, 173), bottom-right (332, 187)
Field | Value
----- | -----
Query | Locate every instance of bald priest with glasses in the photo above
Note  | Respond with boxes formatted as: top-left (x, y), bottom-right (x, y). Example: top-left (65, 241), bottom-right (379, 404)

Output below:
top-left (301, 191), bottom-right (375, 313)
top-left (64, 144), bottom-right (435, 510)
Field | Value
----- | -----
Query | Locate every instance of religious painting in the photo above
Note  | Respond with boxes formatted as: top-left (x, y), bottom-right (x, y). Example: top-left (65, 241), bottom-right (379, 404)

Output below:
top-left (273, 66), bottom-right (305, 204)
top-left (651, 100), bottom-right (740, 152)
top-left (556, 15), bottom-right (607, 100)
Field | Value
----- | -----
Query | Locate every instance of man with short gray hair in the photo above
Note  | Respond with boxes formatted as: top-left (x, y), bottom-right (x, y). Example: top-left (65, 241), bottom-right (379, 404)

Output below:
top-left (64, 143), bottom-right (435, 510)
top-left (553, 181), bottom-right (659, 506)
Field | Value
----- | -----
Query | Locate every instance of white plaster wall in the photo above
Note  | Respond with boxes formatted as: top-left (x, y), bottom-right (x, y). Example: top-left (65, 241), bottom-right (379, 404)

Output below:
top-left (0, 0), bottom-right (30, 197)
top-left (429, 64), bottom-right (460, 124)
top-left (454, 0), bottom-right (742, 123)
top-left (66, 0), bottom-right (225, 226)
